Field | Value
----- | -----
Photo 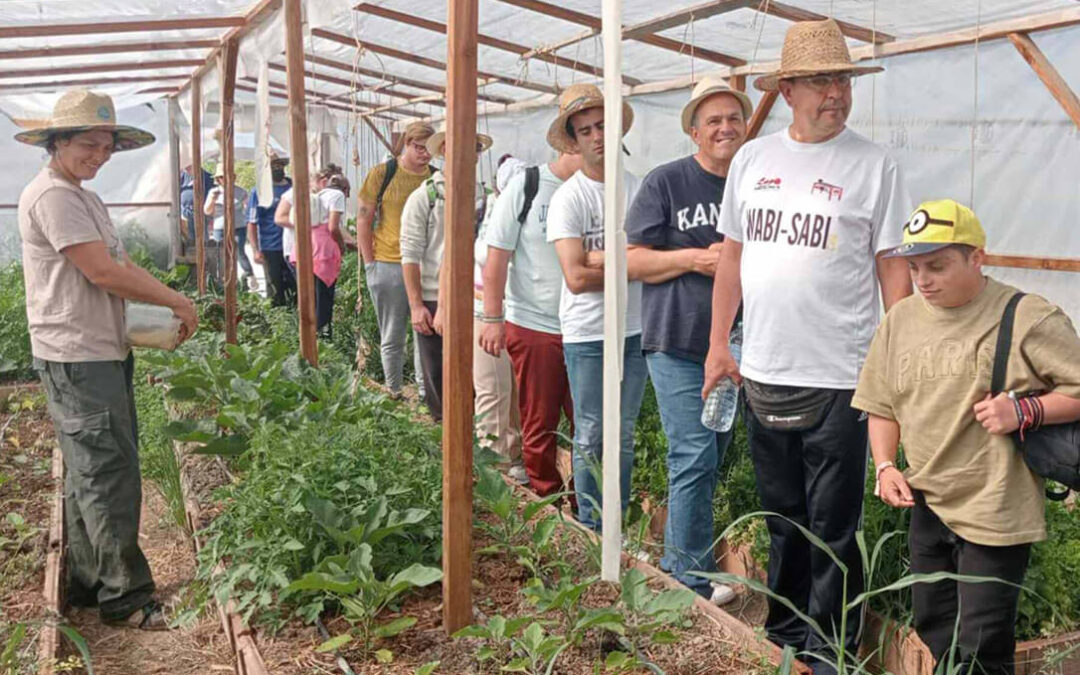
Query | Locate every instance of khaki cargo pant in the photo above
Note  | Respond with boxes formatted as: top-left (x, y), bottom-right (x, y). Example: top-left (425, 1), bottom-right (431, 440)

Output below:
top-left (34, 354), bottom-right (154, 622)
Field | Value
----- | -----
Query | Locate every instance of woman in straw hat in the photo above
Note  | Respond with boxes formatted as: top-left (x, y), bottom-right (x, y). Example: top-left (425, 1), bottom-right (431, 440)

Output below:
top-left (703, 20), bottom-right (914, 673)
top-left (16, 89), bottom-right (198, 630)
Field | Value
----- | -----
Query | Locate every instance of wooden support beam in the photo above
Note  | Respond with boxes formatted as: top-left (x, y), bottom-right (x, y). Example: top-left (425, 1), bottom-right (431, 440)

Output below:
top-left (220, 39), bottom-right (240, 345)
top-left (0, 39), bottom-right (217, 60)
top-left (496, 0), bottom-right (745, 66)
top-left (284, 0), bottom-right (318, 366)
top-left (191, 81), bottom-right (207, 297)
top-left (0, 75), bottom-right (186, 92)
top-left (361, 116), bottom-right (395, 153)
top-left (0, 60), bottom-right (205, 80)
top-left (0, 16), bottom-right (243, 39)
top-left (175, 0), bottom-right (282, 97)
top-left (762, 2), bottom-right (894, 43)
top-left (984, 254), bottom-right (1080, 273)
top-left (621, 0), bottom-right (753, 39)
top-left (443, 0), bottom-right (477, 637)
top-left (361, 94), bottom-right (446, 118)
top-left (234, 81), bottom-right (413, 120)
top-left (1007, 32), bottom-right (1080, 130)
top-left (354, 3), bottom-right (642, 85)
top-left (265, 62), bottom-right (446, 107)
top-left (240, 76), bottom-right (429, 117)
top-left (312, 27), bottom-right (558, 94)
top-left (746, 90), bottom-right (778, 140)
top-left (729, 74), bottom-right (746, 92)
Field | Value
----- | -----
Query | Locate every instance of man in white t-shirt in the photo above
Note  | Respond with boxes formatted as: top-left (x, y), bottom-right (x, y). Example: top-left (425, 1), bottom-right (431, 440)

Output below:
top-left (703, 20), bottom-right (913, 673)
top-left (479, 147), bottom-right (583, 496)
top-left (546, 83), bottom-right (645, 533)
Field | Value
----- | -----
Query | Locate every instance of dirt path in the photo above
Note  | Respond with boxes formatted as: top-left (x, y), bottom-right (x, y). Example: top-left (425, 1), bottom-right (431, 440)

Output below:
top-left (66, 486), bottom-right (234, 674)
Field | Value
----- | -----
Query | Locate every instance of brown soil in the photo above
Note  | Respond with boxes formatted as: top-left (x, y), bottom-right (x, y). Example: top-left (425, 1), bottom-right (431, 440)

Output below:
top-left (0, 390), bottom-right (56, 674)
top-left (256, 508), bottom-right (777, 675)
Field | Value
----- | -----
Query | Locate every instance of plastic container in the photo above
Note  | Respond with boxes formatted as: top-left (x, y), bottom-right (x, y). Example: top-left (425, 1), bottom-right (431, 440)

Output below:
top-left (125, 302), bottom-right (182, 350)
top-left (702, 324), bottom-right (742, 433)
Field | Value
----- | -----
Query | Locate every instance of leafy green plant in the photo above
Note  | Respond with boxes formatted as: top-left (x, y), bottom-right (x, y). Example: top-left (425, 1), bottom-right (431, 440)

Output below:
top-left (289, 543), bottom-right (442, 662)
top-left (453, 615), bottom-right (536, 667)
top-left (0, 264), bottom-right (31, 382)
top-left (616, 568), bottom-right (695, 646)
top-left (474, 465), bottom-right (561, 560)
top-left (503, 622), bottom-right (570, 675)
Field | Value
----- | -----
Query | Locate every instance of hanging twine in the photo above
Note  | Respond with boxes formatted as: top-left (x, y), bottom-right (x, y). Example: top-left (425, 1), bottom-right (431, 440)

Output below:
top-left (751, 0), bottom-right (773, 76)
top-left (679, 12), bottom-right (697, 82)
top-left (970, 0), bottom-right (982, 207)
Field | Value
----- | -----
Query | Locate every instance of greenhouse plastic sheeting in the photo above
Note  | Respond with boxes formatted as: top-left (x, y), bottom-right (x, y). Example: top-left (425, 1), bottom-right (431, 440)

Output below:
top-left (0, 0), bottom-right (1078, 318)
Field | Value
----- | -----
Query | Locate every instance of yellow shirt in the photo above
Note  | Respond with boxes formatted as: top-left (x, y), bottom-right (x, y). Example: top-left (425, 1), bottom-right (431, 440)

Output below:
top-left (359, 161), bottom-right (431, 263)
top-left (853, 278), bottom-right (1080, 546)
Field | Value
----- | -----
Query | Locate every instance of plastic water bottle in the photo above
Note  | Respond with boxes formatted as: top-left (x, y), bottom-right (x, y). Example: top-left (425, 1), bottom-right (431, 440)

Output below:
top-left (702, 325), bottom-right (742, 433)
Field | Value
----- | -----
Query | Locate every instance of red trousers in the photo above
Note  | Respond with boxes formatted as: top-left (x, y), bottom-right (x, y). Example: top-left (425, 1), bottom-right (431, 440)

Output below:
top-left (505, 322), bottom-right (573, 496)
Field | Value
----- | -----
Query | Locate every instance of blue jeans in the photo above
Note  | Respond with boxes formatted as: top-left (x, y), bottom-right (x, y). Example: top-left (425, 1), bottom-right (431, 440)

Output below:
top-left (563, 334), bottom-right (648, 532)
top-left (646, 351), bottom-right (734, 597)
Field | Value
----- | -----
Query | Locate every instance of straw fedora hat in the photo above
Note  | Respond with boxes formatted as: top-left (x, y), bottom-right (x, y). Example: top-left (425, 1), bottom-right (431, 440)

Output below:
top-left (425, 123), bottom-right (493, 159)
top-left (681, 75), bottom-right (754, 135)
top-left (14, 89), bottom-right (155, 151)
top-left (546, 83), bottom-right (633, 154)
top-left (754, 19), bottom-right (883, 92)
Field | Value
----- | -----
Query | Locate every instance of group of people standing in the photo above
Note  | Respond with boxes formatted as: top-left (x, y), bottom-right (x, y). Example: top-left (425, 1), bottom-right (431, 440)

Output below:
top-left (15, 16), bottom-right (1080, 675)
top-left (353, 18), bottom-right (1080, 675)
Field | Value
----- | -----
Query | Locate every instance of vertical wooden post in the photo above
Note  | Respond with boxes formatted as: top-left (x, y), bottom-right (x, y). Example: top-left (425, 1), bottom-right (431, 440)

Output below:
top-left (220, 38), bottom-right (239, 345)
top-left (442, 0), bottom-right (477, 635)
top-left (729, 74), bottom-right (746, 92)
top-left (191, 81), bottom-right (206, 296)
top-left (284, 0), bottom-right (318, 366)
top-left (600, 0), bottom-right (625, 583)
top-left (167, 97), bottom-right (182, 266)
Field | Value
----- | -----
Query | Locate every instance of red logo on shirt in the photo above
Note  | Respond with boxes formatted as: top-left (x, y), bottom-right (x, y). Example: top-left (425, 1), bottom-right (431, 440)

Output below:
top-left (755, 177), bottom-right (782, 191)
top-left (811, 178), bottom-right (844, 201)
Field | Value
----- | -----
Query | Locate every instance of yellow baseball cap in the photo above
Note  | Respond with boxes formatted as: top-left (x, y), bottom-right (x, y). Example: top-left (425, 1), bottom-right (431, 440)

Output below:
top-left (885, 199), bottom-right (986, 258)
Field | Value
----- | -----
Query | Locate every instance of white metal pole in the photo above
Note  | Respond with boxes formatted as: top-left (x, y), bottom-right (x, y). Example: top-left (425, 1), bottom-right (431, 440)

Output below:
top-left (601, 0), bottom-right (625, 583)
top-left (167, 97), bottom-right (182, 266)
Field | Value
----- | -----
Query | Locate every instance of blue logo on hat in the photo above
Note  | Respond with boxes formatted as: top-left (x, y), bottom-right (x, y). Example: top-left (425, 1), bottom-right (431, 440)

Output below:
top-left (97, 106), bottom-right (111, 121)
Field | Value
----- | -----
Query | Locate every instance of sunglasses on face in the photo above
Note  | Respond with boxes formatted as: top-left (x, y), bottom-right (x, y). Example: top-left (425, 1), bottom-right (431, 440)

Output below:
top-left (793, 73), bottom-right (852, 92)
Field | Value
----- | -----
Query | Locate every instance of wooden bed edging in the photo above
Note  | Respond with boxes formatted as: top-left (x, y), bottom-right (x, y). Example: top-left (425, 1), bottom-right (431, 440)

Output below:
top-left (37, 444), bottom-right (65, 675)
top-left (507, 475), bottom-right (813, 674)
top-left (172, 437), bottom-right (269, 675)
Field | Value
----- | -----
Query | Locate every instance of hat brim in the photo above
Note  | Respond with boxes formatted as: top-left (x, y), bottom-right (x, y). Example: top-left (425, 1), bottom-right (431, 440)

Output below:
top-left (14, 123), bottom-right (155, 152)
top-left (547, 99), bottom-right (634, 153)
top-left (427, 131), bottom-right (493, 158)
top-left (681, 87), bottom-right (754, 135)
top-left (753, 64), bottom-right (884, 92)
top-left (883, 241), bottom-right (952, 258)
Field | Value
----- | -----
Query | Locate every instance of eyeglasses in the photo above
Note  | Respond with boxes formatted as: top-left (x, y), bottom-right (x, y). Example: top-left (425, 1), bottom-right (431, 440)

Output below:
top-left (793, 73), bottom-right (852, 92)
top-left (408, 141), bottom-right (430, 155)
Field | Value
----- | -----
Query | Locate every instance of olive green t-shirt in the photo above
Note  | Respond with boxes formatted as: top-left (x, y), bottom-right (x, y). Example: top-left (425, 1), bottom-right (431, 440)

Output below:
top-left (359, 161), bottom-right (431, 264)
top-left (852, 277), bottom-right (1080, 546)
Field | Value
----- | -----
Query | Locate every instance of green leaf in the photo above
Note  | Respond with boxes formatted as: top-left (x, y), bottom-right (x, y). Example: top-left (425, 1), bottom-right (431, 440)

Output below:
top-left (641, 589), bottom-right (695, 616)
top-left (2, 623), bottom-right (27, 665)
top-left (452, 625), bottom-right (491, 639)
top-left (315, 633), bottom-right (353, 653)
top-left (375, 649), bottom-right (394, 664)
top-left (501, 657), bottom-right (531, 672)
top-left (414, 661), bottom-right (440, 675)
top-left (193, 434), bottom-right (249, 456)
top-left (651, 630), bottom-right (679, 644)
top-left (374, 616), bottom-right (417, 638)
top-left (56, 624), bottom-right (95, 675)
top-left (605, 651), bottom-right (634, 669)
top-left (282, 539), bottom-right (305, 551)
top-left (387, 563), bottom-right (443, 590)
top-left (165, 386), bottom-right (199, 401)
top-left (284, 572), bottom-right (359, 595)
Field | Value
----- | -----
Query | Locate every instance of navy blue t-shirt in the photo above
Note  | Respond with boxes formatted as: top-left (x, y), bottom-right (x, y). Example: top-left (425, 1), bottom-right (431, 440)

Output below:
top-left (625, 155), bottom-right (730, 363)
top-left (246, 180), bottom-right (292, 252)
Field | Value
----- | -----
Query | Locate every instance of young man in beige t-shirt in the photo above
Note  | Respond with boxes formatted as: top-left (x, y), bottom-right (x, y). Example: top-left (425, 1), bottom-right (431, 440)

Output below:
top-left (852, 199), bottom-right (1080, 675)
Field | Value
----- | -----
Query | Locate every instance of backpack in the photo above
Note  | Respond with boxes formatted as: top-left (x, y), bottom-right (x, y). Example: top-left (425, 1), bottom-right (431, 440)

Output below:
top-left (373, 157), bottom-right (436, 229)
top-left (423, 177), bottom-right (491, 238)
top-left (517, 166), bottom-right (541, 225)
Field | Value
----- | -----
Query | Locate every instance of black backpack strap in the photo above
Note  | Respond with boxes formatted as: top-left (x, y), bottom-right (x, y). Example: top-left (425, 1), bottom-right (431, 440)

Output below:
top-left (517, 166), bottom-right (540, 224)
top-left (991, 293), bottom-right (1027, 395)
top-left (373, 158), bottom-right (398, 228)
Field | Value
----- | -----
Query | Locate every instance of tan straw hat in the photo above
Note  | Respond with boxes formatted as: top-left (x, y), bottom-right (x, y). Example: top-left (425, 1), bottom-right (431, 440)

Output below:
top-left (754, 19), bottom-right (883, 92)
top-left (546, 83), bottom-right (633, 154)
top-left (425, 122), bottom-right (493, 159)
top-left (681, 75), bottom-right (754, 135)
top-left (14, 89), bottom-right (155, 151)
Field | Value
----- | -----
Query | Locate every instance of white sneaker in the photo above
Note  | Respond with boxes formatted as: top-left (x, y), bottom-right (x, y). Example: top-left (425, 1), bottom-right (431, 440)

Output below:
top-left (709, 582), bottom-right (737, 607)
top-left (507, 464), bottom-right (530, 486)
top-left (622, 537), bottom-right (650, 564)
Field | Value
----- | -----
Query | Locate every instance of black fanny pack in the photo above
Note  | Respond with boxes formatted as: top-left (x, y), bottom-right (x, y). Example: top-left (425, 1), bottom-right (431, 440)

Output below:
top-left (744, 379), bottom-right (837, 431)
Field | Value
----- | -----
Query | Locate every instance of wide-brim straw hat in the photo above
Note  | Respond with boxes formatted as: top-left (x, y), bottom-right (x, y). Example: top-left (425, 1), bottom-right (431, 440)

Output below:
top-left (269, 151), bottom-right (289, 166)
top-left (426, 126), bottom-right (493, 159)
top-left (14, 89), bottom-right (155, 151)
top-left (754, 19), bottom-right (883, 92)
top-left (681, 75), bottom-right (754, 135)
top-left (547, 83), bottom-right (633, 154)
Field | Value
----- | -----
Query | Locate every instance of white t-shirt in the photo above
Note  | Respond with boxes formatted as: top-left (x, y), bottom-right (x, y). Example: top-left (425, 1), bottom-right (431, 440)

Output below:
top-left (484, 165), bottom-right (566, 334)
top-left (280, 187), bottom-right (345, 258)
top-left (719, 127), bottom-right (912, 389)
top-left (546, 170), bottom-right (642, 344)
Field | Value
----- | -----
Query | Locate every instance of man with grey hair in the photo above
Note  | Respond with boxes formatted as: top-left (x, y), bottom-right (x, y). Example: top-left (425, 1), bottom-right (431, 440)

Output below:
top-left (626, 76), bottom-right (752, 606)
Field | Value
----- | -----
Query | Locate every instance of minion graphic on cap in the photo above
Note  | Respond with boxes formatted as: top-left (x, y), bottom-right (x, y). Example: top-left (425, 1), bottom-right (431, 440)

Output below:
top-left (885, 199), bottom-right (986, 258)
